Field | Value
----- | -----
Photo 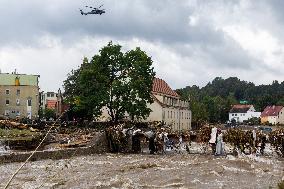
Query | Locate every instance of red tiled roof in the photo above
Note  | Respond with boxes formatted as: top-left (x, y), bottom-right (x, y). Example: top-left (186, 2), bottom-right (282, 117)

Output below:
top-left (229, 104), bottom-right (253, 113)
top-left (152, 78), bottom-right (179, 97)
top-left (261, 106), bottom-right (283, 117)
top-left (46, 100), bottom-right (57, 109)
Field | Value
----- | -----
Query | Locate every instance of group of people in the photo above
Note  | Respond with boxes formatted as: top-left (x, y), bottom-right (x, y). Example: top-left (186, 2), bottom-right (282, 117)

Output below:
top-left (209, 127), bottom-right (225, 156)
top-left (148, 132), bottom-right (186, 154)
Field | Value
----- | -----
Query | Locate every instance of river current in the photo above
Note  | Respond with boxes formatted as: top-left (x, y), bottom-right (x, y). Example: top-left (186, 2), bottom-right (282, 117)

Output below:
top-left (0, 151), bottom-right (283, 189)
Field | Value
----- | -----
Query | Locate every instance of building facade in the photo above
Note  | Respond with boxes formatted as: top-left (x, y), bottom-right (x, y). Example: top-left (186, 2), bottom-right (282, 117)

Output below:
top-left (229, 104), bottom-right (261, 123)
top-left (40, 92), bottom-right (57, 110)
top-left (145, 78), bottom-right (191, 131)
top-left (100, 78), bottom-right (192, 131)
top-left (0, 73), bottom-right (40, 119)
top-left (261, 105), bottom-right (284, 125)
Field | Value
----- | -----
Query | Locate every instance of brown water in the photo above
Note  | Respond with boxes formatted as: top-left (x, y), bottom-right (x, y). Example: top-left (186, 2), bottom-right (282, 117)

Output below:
top-left (0, 153), bottom-right (283, 189)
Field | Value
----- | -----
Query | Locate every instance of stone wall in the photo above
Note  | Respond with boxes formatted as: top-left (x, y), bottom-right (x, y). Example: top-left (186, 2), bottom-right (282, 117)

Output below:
top-left (0, 132), bottom-right (109, 164)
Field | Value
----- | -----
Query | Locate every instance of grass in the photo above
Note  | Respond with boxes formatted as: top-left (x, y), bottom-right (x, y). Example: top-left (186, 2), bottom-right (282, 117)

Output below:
top-left (0, 128), bottom-right (40, 139)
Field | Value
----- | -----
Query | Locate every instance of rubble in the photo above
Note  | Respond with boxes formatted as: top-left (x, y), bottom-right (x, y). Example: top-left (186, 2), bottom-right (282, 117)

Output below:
top-left (0, 119), bottom-right (283, 158)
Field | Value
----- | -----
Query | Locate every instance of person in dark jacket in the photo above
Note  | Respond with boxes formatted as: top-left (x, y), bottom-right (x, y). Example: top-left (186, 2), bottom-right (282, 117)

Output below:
top-left (149, 136), bottom-right (156, 154)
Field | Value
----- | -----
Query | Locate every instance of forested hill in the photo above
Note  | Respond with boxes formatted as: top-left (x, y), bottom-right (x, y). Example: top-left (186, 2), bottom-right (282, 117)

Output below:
top-left (175, 77), bottom-right (284, 124)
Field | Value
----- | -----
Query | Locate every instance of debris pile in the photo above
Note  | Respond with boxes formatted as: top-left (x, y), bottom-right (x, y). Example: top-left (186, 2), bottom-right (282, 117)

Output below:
top-left (105, 122), bottom-right (191, 154)
top-left (269, 128), bottom-right (284, 156)
top-left (195, 125), bottom-right (284, 157)
top-left (197, 126), bottom-right (211, 143)
top-left (223, 129), bottom-right (266, 154)
top-left (0, 120), bottom-right (28, 130)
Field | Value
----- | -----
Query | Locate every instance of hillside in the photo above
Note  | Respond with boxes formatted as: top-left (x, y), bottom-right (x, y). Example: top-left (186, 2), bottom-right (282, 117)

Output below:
top-left (176, 77), bottom-right (284, 125)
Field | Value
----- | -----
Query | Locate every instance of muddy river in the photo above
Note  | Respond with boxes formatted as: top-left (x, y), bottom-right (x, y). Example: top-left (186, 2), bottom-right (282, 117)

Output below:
top-left (0, 152), bottom-right (283, 189)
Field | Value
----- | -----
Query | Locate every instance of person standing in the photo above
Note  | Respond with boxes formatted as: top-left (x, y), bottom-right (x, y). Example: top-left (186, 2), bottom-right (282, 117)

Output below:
top-left (209, 127), bottom-right (217, 154)
top-left (215, 128), bottom-right (224, 156)
top-left (149, 136), bottom-right (156, 154)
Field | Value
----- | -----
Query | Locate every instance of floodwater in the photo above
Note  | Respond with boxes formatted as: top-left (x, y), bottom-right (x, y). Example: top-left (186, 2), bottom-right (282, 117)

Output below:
top-left (0, 152), bottom-right (283, 189)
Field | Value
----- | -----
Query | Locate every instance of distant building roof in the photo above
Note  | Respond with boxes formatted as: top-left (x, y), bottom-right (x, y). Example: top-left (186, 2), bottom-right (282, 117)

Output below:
top-left (0, 73), bottom-right (39, 86)
top-left (46, 100), bottom-right (57, 109)
top-left (152, 78), bottom-right (179, 97)
top-left (261, 106), bottom-right (283, 117)
top-left (229, 104), bottom-right (253, 113)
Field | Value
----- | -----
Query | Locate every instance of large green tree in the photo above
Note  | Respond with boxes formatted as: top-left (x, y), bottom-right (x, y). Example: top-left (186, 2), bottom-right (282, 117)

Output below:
top-left (63, 42), bottom-right (155, 122)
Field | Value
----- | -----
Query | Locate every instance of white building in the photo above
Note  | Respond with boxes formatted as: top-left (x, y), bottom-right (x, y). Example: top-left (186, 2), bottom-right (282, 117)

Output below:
top-left (229, 104), bottom-right (261, 123)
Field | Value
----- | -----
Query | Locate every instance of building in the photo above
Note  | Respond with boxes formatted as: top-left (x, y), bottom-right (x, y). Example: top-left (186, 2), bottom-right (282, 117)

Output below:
top-left (146, 78), bottom-right (191, 131)
top-left (40, 92), bottom-right (57, 110)
top-left (229, 104), bottom-right (261, 123)
top-left (100, 78), bottom-right (192, 131)
top-left (0, 72), bottom-right (40, 119)
top-left (261, 105), bottom-right (284, 125)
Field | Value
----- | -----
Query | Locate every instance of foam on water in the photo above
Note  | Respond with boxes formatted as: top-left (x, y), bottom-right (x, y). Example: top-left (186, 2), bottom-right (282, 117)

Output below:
top-left (0, 141), bottom-right (9, 154)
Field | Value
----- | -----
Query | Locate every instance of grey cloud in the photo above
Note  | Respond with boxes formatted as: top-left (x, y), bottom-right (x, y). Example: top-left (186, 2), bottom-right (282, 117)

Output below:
top-left (1, 0), bottom-right (284, 91)
top-left (0, 0), bottom-right (226, 47)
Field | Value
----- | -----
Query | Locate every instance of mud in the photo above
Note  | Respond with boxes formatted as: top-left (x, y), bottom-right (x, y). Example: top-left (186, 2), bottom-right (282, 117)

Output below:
top-left (0, 153), bottom-right (283, 189)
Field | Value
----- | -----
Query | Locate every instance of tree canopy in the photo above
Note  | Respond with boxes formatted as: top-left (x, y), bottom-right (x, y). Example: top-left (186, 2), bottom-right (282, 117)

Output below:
top-left (176, 77), bottom-right (284, 125)
top-left (63, 42), bottom-right (155, 122)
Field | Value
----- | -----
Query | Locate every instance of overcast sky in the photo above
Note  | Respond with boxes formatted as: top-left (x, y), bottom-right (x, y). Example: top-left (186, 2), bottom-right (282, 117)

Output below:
top-left (0, 0), bottom-right (284, 92)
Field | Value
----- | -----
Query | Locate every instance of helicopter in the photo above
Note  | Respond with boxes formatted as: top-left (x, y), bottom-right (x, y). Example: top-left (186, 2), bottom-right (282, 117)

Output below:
top-left (79, 4), bottom-right (105, 15)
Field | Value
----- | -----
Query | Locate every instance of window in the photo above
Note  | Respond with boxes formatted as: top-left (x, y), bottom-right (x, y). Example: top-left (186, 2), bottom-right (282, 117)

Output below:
top-left (182, 112), bottom-right (184, 119)
top-left (47, 93), bottom-right (50, 97)
top-left (51, 93), bottom-right (54, 97)
top-left (16, 99), bottom-right (20, 106)
top-left (5, 89), bottom-right (9, 95)
top-left (27, 99), bottom-right (32, 106)
top-left (170, 111), bottom-right (172, 119)
top-left (5, 99), bottom-right (9, 105)
top-left (168, 111), bottom-right (169, 118)
top-left (16, 89), bottom-right (20, 95)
